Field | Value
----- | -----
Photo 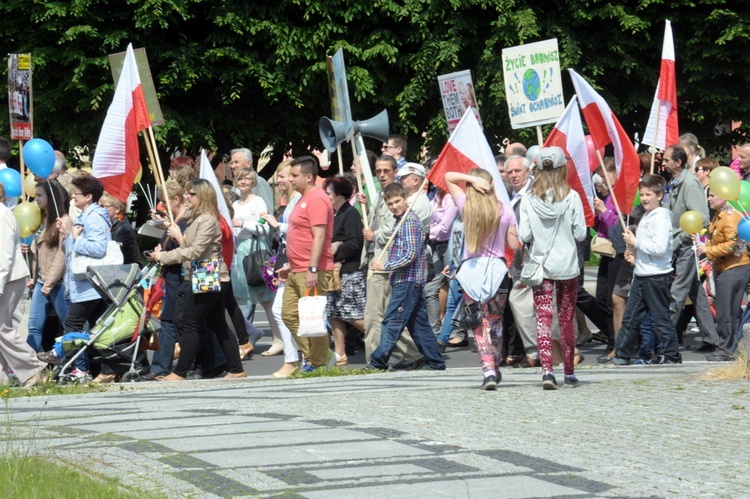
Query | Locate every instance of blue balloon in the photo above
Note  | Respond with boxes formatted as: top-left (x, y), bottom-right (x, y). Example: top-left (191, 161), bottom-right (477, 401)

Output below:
top-left (738, 219), bottom-right (750, 243)
top-left (22, 138), bottom-right (55, 179)
top-left (0, 168), bottom-right (22, 198)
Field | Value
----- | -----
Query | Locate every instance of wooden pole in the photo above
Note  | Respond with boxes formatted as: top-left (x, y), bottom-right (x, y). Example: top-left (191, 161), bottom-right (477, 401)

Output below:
top-left (367, 176), bottom-right (430, 280)
top-left (19, 140), bottom-right (27, 201)
top-left (336, 145), bottom-right (344, 177)
top-left (142, 129), bottom-right (158, 180)
top-left (535, 125), bottom-right (544, 147)
top-left (145, 126), bottom-right (174, 226)
top-left (350, 140), bottom-right (370, 230)
top-left (596, 150), bottom-right (628, 232)
top-left (649, 114), bottom-right (660, 175)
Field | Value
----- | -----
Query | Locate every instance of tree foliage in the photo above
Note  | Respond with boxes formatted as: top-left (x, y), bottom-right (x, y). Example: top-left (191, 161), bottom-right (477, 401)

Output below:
top-left (1, 0), bottom-right (749, 175)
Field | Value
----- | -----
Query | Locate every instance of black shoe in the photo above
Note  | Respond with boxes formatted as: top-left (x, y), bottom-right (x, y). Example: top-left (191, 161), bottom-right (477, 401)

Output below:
top-left (563, 376), bottom-right (580, 388)
top-left (481, 375), bottom-right (497, 391)
top-left (592, 332), bottom-right (608, 344)
top-left (364, 363), bottom-right (388, 372)
top-left (140, 371), bottom-right (167, 381)
top-left (36, 350), bottom-right (60, 365)
top-left (706, 353), bottom-right (732, 362)
top-left (687, 343), bottom-right (716, 352)
top-left (597, 355), bottom-right (613, 364)
top-left (391, 358), bottom-right (425, 370)
top-left (610, 357), bottom-right (630, 366)
top-left (657, 355), bottom-right (682, 364)
top-left (542, 373), bottom-right (558, 390)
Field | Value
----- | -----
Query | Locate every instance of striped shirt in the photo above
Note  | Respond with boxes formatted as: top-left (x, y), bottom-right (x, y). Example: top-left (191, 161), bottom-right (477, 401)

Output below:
top-left (384, 211), bottom-right (427, 285)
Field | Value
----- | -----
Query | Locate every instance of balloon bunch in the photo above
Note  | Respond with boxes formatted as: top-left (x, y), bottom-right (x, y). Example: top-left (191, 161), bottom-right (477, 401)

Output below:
top-left (707, 166), bottom-right (750, 244)
top-left (9, 138), bottom-right (57, 240)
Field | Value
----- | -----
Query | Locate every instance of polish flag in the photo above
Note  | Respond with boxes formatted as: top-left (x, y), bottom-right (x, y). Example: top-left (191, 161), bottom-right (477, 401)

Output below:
top-left (199, 150), bottom-right (235, 267)
top-left (427, 108), bottom-right (510, 207)
top-left (569, 69), bottom-right (640, 214)
top-left (92, 44), bottom-right (151, 203)
top-left (543, 96), bottom-right (596, 226)
top-left (643, 20), bottom-right (678, 150)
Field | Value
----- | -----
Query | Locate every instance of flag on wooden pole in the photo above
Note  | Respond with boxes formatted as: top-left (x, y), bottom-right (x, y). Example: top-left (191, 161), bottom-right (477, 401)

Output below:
top-left (643, 20), bottom-right (678, 150)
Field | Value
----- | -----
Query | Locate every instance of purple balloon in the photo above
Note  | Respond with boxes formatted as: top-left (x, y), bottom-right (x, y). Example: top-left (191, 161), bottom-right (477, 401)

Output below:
top-left (0, 168), bottom-right (22, 197)
top-left (22, 138), bottom-right (55, 179)
top-left (738, 219), bottom-right (750, 243)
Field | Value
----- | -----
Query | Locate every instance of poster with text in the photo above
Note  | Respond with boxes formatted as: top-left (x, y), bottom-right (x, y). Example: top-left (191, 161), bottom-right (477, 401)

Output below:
top-left (109, 47), bottom-right (164, 125)
top-left (8, 54), bottom-right (33, 140)
top-left (437, 70), bottom-right (482, 133)
top-left (331, 48), bottom-right (354, 140)
top-left (502, 39), bottom-right (564, 130)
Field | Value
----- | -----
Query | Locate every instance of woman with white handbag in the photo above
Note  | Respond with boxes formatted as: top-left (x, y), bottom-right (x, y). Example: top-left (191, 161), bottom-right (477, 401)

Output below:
top-left (519, 147), bottom-right (587, 390)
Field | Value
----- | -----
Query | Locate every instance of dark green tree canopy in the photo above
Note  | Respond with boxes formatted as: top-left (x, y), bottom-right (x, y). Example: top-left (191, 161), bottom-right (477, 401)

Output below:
top-left (1, 0), bottom-right (748, 174)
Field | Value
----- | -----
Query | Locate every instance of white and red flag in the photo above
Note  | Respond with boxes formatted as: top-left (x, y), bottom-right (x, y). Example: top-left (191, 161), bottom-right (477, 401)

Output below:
top-left (568, 69), bottom-right (640, 213)
top-left (643, 20), bottom-right (678, 150)
top-left (92, 44), bottom-right (151, 203)
top-left (427, 108), bottom-right (510, 207)
top-left (543, 96), bottom-right (596, 226)
top-left (199, 149), bottom-right (233, 233)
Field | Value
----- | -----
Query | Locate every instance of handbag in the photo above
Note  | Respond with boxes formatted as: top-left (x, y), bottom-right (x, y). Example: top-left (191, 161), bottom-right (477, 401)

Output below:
top-left (330, 262), bottom-right (342, 292)
top-left (273, 242), bottom-right (288, 273)
top-left (519, 214), bottom-right (562, 287)
top-left (190, 258), bottom-right (221, 294)
top-left (243, 237), bottom-right (272, 287)
top-left (297, 286), bottom-right (328, 338)
top-left (591, 235), bottom-right (616, 258)
top-left (71, 240), bottom-right (124, 280)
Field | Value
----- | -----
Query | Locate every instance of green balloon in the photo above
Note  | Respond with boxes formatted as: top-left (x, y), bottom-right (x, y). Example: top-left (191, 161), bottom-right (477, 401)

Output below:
top-left (728, 180), bottom-right (750, 212)
top-left (633, 189), bottom-right (641, 206)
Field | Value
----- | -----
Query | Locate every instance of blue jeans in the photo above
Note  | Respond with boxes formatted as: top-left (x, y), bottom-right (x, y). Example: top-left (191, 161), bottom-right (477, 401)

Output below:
top-left (150, 320), bottom-right (177, 376)
top-left (615, 273), bottom-right (681, 362)
top-left (27, 282), bottom-right (71, 352)
top-left (370, 282), bottom-right (445, 370)
top-left (637, 312), bottom-right (661, 360)
top-left (438, 277), bottom-right (460, 344)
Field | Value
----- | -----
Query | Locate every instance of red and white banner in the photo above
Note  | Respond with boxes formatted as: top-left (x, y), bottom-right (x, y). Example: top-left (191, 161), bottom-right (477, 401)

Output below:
top-left (544, 96), bottom-right (596, 226)
top-left (643, 20), bottom-right (678, 150)
top-left (568, 69), bottom-right (640, 213)
top-left (92, 43), bottom-right (151, 203)
top-left (427, 108), bottom-right (509, 207)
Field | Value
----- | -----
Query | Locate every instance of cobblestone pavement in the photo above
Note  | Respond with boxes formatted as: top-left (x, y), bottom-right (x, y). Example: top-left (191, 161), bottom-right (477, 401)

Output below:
top-left (4, 362), bottom-right (750, 498)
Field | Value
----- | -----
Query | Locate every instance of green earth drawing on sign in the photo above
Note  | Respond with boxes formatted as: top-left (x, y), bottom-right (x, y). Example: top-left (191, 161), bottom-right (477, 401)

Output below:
top-left (522, 69), bottom-right (541, 101)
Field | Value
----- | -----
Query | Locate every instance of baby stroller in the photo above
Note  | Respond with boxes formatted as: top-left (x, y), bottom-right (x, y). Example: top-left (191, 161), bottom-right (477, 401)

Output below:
top-left (53, 263), bottom-right (161, 384)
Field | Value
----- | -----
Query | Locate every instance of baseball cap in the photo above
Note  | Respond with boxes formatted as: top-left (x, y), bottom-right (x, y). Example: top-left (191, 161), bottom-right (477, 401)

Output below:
top-left (396, 162), bottom-right (427, 178)
top-left (537, 147), bottom-right (567, 170)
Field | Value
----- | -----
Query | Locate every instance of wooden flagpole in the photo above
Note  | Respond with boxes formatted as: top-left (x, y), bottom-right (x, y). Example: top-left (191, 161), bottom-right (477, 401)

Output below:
top-left (596, 151), bottom-right (628, 232)
top-left (145, 126), bottom-right (174, 225)
top-left (649, 112), bottom-right (660, 174)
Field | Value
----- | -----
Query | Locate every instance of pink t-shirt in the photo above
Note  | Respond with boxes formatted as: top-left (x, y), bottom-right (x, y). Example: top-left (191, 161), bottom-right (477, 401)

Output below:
top-left (286, 187), bottom-right (334, 272)
top-left (455, 191), bottom-right (516, 260)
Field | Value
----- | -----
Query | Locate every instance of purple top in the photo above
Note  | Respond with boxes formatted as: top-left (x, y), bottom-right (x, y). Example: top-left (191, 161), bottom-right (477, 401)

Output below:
top-left (595, 195), bottom-right (618, 238)
top-left (455, 192), bottom-right (516, 260)
top-left (429, 194), bottom-right (458, 242)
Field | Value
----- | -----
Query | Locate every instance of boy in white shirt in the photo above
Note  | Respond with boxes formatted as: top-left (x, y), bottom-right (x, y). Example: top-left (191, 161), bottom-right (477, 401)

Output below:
top-left (611, 174), bottom-right (682, 365)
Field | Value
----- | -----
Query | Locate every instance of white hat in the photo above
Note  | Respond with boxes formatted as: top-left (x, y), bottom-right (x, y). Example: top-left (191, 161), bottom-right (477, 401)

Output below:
top-left (537, 147), bottom-right (567, 170)
top-left (396, 162), bottom-right (426, 178)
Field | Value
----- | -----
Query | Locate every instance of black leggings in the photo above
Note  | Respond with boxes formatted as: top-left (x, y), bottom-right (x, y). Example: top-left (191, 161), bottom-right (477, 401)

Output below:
top-left (173, 281), bottom-right (243, 377)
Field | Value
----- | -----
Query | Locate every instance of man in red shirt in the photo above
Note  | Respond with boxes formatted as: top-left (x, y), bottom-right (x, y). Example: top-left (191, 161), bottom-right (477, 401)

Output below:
top-left (280, 156), bottom-right (334, 369)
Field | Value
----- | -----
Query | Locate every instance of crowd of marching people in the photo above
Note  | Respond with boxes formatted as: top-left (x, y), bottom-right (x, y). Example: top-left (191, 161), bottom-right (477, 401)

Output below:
top-left (2, 132), bottom-right (750, 391)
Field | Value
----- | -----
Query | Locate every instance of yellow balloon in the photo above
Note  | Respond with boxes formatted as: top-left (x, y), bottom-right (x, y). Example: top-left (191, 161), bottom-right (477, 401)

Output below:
top-left (708, 166), bottom-right (740, 201)
top-left (133, 165), bottom-right (143, 184)
top-left (23, 174), bottom-right (37, 198)
top-left (13, 201), bottom-right (42, 238)
top-left (679, 210), bottom-right (704, 235)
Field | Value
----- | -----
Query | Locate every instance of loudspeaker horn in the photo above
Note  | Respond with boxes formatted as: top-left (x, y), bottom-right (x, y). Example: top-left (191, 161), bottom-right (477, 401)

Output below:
top-left (353, 109), bottom-right (389, 143)
top-left (319, 116), bottom-right (348, 153)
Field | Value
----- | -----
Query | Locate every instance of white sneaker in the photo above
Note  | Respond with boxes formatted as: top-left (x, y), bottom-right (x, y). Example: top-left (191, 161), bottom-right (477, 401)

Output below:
top-left (71, 369), bottom-right (92, 384)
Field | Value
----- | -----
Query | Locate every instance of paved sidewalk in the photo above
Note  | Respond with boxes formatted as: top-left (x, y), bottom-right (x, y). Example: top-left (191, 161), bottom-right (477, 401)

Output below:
top-left (4, 362), bottom-right (750, 497)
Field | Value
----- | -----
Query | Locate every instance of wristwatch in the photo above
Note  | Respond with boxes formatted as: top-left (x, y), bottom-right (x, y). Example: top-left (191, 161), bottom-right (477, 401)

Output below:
top-left (308, 266), bottom-right (318, 273)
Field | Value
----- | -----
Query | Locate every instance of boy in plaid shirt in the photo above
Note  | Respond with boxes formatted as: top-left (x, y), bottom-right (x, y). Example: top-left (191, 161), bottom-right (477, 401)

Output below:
top-left (368, 183), bottom-right (445, 371)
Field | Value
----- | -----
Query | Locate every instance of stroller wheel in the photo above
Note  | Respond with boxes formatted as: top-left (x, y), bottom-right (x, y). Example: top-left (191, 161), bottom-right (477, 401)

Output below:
top-left (121, 372), bottom-right (141, 383)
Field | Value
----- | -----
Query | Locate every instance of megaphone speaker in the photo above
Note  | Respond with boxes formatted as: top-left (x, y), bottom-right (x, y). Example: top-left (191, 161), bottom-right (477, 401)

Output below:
top-left (353, 109), bottom-right (389, 143)
top-left (319, 117), bottom-right (348, 153)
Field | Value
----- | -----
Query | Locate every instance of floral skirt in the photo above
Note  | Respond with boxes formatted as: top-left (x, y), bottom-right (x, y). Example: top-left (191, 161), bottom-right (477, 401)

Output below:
top-left (326, 269), bottom-right (366, 321)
